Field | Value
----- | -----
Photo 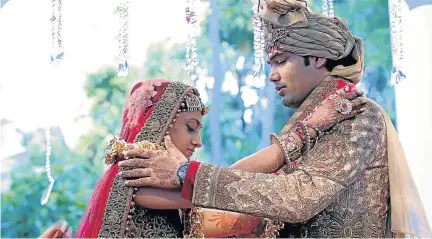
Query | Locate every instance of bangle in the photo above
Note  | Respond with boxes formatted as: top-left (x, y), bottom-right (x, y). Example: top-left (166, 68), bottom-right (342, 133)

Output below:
top-left (298, 121), bottom-right (311, 154)
top-left (306, 123), bottom-right (323, 139)
top-left (270, 133), bottom-right (301, 171)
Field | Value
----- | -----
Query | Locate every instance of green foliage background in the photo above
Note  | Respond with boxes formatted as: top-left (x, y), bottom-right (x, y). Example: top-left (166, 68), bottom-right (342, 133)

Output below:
top-left (1, 0), bottom-right (394, 237)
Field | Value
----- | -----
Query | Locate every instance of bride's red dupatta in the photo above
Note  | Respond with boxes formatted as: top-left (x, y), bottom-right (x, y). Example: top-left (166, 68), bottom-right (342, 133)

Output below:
top-left (74, 80), bottom-right (170, 238)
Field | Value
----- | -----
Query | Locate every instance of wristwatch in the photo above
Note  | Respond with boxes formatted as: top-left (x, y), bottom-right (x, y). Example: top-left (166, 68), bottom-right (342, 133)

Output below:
top-left (177, 161), bottom-right (190, 186)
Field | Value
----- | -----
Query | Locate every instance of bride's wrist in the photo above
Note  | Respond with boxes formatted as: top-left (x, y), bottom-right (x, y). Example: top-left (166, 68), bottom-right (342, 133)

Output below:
top-left (300, 121), bottom-right (321, 139)
top-left (292, 122), bottom-right (315, 145)
top-left (292, 122), bottom-right (321, 151)
top-left (306, 125), bottom-right (318, 139)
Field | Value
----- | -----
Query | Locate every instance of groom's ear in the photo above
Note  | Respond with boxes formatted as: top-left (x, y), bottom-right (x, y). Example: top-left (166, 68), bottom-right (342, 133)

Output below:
top-left (314, 57), bottom-right (327, 69)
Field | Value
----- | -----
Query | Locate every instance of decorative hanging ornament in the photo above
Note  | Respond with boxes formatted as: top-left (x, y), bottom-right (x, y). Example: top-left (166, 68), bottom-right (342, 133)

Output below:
top-left (185, 0), bottom-right (199, 81)
top-left (322, 0), bottom-right (334, 17)
top-left (328, 0), bottom-right (334, 17)
top-left (43, 0), bottom-right (62, 205)
top-left (50, 0), bottom-right (64, 65)
top-left (252, 3), bottom-right (265, 81)
top-left (388, 0), bottom-right (406, 84)
top-left (117, 0), bottom-right (130, 77)
top-left (41, 126), bottom-right (55, 205)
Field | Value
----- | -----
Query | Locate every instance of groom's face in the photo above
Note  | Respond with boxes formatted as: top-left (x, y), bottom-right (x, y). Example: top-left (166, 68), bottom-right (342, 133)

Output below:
top-left (267, 51), bottom-right (325, 108)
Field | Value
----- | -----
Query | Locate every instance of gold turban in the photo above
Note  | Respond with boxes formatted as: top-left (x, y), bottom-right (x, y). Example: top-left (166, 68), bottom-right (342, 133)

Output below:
top-left (257, 0), bottom-right (364, 84)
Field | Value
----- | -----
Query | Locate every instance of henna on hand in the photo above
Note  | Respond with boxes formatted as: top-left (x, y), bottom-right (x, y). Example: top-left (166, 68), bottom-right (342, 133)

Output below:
top-left (275, 88), bottom-right (366, 160)
top-left (119, 136), bottom-right (187, 189)
top-left (119, 168), bottom-right (152, 178)
top-left (303, 90), bottom-right (366, 135)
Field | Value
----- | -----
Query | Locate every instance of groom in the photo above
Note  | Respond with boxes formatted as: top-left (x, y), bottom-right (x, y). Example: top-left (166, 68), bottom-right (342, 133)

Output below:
top-left (118, 0), bottom-right (431, 237)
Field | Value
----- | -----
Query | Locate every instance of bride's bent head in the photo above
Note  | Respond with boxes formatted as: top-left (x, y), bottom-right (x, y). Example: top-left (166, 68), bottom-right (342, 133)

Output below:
top-left (168, 110), bottom-right (203, 158)
top-left (117, 79), bottom-right (207, 160)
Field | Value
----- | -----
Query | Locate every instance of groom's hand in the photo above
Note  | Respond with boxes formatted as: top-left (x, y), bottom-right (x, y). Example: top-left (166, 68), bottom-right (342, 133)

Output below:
top-left (118, 136), bottom-right (187, 189)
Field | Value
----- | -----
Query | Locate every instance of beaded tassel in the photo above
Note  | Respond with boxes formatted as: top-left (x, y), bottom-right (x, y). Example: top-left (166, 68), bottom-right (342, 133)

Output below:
top-left (322, 0), bottom-right (334, 17)
top-left (117, 0), bottom-right (130, 77)
top-left (388, 0), bottom-right (406, 84)
top-left (185, 0), bottom-right (199, 81)
top-left (41, 126), bottom-right (55, 205)
top-left (50, 0), bottom-right (64, 65)
top-left (328, 0), bottom-right (334, 17)
top-left (43, 0), bottom-right (63, 204)
top-left (252, 3), bottom-right (265, 81)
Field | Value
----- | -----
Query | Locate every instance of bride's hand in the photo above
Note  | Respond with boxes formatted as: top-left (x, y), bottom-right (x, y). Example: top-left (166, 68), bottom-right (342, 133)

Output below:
top-left (304, 88), bottom-right (366, 134)
top-left (118, 136), bottom-right (186, 189)
top-left (38, 221), bottom-right (72, 238)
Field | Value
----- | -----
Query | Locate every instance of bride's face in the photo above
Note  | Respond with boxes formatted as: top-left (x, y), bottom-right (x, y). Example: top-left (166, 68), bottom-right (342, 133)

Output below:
top-left (168, 111), bottom-right (203, 158)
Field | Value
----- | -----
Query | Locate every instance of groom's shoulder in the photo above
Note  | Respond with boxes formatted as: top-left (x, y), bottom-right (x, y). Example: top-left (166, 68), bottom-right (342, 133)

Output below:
top-left (362, 97), bottom-right (386, 122)
top-left (343, 97), bottom-right (386, 136)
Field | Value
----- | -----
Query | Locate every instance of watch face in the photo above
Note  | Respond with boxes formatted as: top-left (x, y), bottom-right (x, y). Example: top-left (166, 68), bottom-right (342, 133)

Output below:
top-left (178, 163), bottom-right (188, 179)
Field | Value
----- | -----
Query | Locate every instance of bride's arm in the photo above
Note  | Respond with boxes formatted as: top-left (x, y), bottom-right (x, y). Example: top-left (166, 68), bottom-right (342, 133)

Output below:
top-left (135, 188), bottom-right (265, 237)
top-left (200, 208), bottom-right (265, 238)
top-left (134, 187), bottom-right (190, 209)
top-left (134, 144), bottom-right (284, 237)
top-left (135, 189), bottom-right (263, 237)
top-left (135, 144), bottom-right (284, 209)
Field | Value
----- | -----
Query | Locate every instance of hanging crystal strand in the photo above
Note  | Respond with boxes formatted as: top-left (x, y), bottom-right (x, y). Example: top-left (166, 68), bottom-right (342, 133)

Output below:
top-left (252, 5), bottom-right (260, 73)
top-left (50, 0), bottom-right (64, 65)
top-left (117, 0), bottom-right (129, 77)
top-left (252, 3), bottom-right (265, 80)
top-left (185, 0), bottom-right (199, 81)
top-left (321, 0), bottom-right (329, 17)
top-left (43, 0), bottom-right (61, 205)
top-left (41, 126), bottom-right (55, 205)
top-left (259, 20), bottom-right (266, 75)
top-left (388, 0), bottom-right (406, 84)
top-left (50, 0), bottom-right (56, 61)
top-left (328, 0), bottom-right (334, 17)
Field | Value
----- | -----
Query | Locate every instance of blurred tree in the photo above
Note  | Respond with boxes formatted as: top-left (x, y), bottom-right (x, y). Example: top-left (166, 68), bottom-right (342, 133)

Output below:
top-left (76, 67), bottom-right (137, 163)
top-left (208, 0), bottom-right (223, 164)
top-left (142, 40), bottom-right (190, 84)
top-left (1, 68), bottom-right (136, 237)
top-left (199, 0), bottom-right (295, 164)
top-left (1, 128), bottom-right (101, 237)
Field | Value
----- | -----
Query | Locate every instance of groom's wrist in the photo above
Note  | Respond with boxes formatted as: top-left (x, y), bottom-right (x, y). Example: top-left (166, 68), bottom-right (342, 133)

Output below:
top-left (180, 160), bottom-right (201, 201)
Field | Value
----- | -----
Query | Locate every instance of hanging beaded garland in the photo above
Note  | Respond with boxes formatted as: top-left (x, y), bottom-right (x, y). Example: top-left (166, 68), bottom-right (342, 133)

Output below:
top-left (388, 0), bottom-right (406, 84)
top-left (42, 0), bottom-right (63, 205)
top-left (252, 3), bottom-right (266, 80)
top-left (322, 0), bottom-right (334, 17)
top-left (117, 0), bottom-right (130, 77)
top-left (41, 126), bottom-right (55, 205)
top-left (328, 0), bottom-right (334, 17)
top-left (185, 0), bottom-right (199, 81)
top-left (50, 0), bottom-right (64, 65)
